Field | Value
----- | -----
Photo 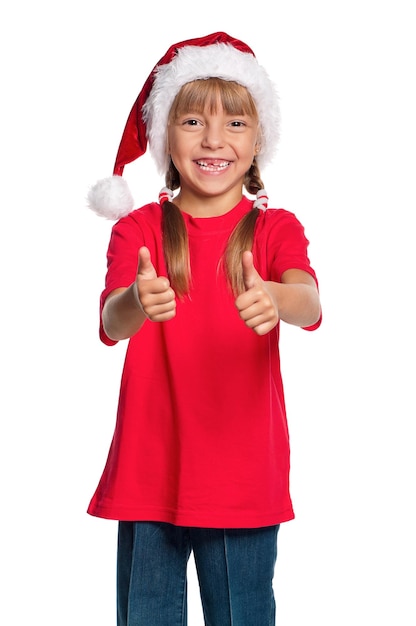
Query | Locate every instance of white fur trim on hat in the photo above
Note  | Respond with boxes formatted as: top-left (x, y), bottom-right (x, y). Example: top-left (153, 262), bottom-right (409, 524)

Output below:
top-left (142, 42), bottom-right (280, 175)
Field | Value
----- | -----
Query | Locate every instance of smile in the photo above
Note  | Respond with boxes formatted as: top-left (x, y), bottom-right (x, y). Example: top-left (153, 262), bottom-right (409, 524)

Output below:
top-left (196, 160), bottom-right (231, 171)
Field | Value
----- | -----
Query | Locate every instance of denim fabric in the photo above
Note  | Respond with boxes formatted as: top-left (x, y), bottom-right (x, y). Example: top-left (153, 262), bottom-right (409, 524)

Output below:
top-left (117, 521), bottom-right (279, 626)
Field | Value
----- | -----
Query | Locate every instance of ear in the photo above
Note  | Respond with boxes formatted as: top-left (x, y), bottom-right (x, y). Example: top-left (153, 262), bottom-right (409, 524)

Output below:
top-left (254, 125), bottom-right (262, 156)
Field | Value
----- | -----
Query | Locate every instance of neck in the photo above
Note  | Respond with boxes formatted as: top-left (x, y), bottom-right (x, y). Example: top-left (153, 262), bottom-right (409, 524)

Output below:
top-left (175, 190), bottom-right (244, 218)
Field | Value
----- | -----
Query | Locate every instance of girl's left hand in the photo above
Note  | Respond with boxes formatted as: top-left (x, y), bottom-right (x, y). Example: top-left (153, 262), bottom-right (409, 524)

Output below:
top-left (235, 251), bottom-right (279, 336)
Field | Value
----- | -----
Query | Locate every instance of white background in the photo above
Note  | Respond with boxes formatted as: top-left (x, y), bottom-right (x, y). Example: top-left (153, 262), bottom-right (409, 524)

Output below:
top-left (1, 1), bottom-right (415, 624)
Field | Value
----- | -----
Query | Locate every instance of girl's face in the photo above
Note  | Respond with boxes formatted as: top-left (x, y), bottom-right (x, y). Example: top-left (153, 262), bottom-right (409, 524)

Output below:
top-left (167, 85), bottom-right (260, 214)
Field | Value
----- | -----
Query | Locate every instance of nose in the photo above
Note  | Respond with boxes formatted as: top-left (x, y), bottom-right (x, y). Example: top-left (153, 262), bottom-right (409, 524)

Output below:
top-left (201, 121), bottom-right (225, 149)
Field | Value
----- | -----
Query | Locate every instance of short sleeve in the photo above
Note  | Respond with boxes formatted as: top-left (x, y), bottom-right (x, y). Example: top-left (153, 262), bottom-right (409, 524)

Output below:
top-left (255, 209), bottom-right (321, 331)
top-left (98, 216), bottom-right (145, 345)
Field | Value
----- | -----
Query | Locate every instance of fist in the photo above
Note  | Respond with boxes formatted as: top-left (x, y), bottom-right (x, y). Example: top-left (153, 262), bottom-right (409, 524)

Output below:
top-left (136, 247), bottom-right (176, 322)
top-left (235, 251), bottom-right (279, 335)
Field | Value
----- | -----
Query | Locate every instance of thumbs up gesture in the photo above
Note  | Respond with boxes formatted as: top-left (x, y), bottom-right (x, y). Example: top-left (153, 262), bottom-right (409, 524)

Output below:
top-left (235, 251), bottom-right (279, 335)
top-left (135, 247), bottom-right (176, 322)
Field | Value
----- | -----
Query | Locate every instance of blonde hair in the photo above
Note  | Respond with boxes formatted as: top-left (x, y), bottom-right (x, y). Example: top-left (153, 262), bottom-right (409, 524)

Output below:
top-left (163, 78), bottom-right (265, 297)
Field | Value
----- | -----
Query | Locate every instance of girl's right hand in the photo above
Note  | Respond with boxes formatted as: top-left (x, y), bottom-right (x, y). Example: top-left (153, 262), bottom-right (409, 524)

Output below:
top-left (135, 247), bottom-right (177, 322)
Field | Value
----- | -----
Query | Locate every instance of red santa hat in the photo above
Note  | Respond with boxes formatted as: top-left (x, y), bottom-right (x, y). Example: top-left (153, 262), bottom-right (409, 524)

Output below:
top-left (88, 32), bottom-right (280, 219)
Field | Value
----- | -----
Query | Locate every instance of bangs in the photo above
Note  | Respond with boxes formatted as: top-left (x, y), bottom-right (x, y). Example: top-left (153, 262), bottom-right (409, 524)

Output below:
top-left (169, 78), bottom-right (258, 120)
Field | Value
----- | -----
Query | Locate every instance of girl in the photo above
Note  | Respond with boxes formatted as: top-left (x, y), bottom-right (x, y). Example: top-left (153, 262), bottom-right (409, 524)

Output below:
top-left (88, 32), bottom-right (321, 626)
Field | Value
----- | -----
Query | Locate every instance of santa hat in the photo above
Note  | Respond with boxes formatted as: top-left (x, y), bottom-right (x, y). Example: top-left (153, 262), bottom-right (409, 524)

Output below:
top-left (88, 32), bottom-right (280, 220)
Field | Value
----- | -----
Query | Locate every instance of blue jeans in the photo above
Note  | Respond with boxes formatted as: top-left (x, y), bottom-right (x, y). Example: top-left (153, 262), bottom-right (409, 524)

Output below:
top-left (117, 521), bottom-right (279, 626)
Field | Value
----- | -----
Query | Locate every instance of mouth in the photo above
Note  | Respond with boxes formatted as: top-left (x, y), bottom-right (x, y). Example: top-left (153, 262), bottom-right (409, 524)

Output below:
top-left (195, 160), bottom-right (231, 172)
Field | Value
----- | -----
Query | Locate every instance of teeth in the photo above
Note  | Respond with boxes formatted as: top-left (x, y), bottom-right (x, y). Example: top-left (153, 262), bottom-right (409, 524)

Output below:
top-left (197, 161), bottom-right (230, 170)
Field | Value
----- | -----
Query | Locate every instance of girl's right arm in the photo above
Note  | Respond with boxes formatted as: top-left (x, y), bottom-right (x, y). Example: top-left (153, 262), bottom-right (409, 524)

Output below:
top-left (102, 246), bottom-right (177, 341)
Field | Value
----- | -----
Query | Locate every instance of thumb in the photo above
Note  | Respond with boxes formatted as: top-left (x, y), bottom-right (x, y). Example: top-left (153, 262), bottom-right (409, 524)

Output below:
top-left (242, 251), bottom-right (260, 291)
top-left (137, 246), bottom-right (157, 279)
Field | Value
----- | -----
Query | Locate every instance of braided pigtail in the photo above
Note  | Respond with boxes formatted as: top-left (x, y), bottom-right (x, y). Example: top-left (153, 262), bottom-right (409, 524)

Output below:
top-left (160, 161), bottom-right (191, 298)
top-left (224, 158), bottom-right (267, 295)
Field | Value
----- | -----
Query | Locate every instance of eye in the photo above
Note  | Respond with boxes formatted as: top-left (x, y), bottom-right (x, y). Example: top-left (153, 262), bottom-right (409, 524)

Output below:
top-left (229, 120), bottom-right (246, 127)
top-left (182, 118), bottom-right (201, 127)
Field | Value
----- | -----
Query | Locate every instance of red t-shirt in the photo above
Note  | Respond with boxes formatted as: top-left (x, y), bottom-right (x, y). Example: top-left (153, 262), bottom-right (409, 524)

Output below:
top-left (87, 196), bottom-right (320, 528)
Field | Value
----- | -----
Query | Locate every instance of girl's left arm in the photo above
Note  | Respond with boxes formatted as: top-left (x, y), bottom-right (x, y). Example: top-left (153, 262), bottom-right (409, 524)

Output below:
top-left (235, 251), bottom-right (321, 335)
top-left (268, 268), bottom-right (321, 328)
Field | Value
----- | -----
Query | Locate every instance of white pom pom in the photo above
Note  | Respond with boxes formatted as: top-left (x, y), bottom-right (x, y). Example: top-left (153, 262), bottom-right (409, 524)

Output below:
top-left (87, 175), bottom-right (134, 220)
